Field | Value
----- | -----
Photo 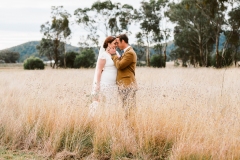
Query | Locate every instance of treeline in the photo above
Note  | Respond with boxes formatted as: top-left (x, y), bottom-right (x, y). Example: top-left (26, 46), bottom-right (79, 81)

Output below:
top-left (5, 41), bottom-right (80, 63)
top-left (22, 49), bottom-right (95, 70)
top-left (37, 0), bottom-right (240, 68)
top-left (8, 41), bottom-right (40, 62)
top-left (167, 0), bottom-right (240, 68)
top-left (0, 50), bottom-right (20, 63)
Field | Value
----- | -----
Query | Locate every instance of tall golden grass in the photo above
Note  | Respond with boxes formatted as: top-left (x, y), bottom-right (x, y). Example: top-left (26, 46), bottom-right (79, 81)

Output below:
top-left (0, 66), bottom-right (240, 159)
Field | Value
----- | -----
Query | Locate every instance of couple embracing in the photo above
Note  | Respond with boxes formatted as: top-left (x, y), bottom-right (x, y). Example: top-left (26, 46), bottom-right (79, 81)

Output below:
top-left (90, 34), bottom-right (137, 118)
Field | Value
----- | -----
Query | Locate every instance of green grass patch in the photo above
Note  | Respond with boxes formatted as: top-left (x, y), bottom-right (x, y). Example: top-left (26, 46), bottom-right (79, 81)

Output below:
top-left (0, 146), bottom-right (46, 160)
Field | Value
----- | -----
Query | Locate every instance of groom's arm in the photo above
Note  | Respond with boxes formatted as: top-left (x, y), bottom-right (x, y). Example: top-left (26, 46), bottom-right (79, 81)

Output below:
top-left (112, 51), bottom-right (134, 69)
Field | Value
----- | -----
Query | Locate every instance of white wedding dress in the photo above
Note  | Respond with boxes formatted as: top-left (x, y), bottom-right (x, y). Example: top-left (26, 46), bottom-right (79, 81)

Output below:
top-left (89, 48), bottom-right (118, 116)
top-left (99, 51), bottom-right (117, 89)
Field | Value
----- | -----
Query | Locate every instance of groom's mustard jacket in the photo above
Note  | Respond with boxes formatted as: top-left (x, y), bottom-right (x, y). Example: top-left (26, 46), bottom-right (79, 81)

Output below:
top-left (112, 47), bottom-right (137, 89)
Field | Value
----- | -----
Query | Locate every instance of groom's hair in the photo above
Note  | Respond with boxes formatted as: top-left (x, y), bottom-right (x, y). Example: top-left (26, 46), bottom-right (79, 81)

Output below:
top-left (117, 34), bottom-right (128, 44)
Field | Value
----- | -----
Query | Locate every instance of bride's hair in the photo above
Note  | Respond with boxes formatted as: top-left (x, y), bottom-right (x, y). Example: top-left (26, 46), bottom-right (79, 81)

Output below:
top-left (103, 36), bottom-right (116, 49)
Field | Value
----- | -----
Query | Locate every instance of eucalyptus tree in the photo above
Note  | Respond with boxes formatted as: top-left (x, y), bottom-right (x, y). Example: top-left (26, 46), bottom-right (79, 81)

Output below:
top-left (91, 0), bottom-right (119, 36)
top-left (135, 32), bottom-right (146, 65)
top-left (40, 6), bottom-right (71, 68)
top-left (134, 0), bottom-right (168, 67)
top-left (36, 38), bottom-right (54, 67)
top-left (227, 6), bottom-right (240, 66)
top-left (187, 0), bottom-right (233, 68)
top-left (166, 0), bottom-right (215, 66)
top-left (151, 0), bottom-right (169, 67)
top-left (160, 28), bottom-right (171, 67)
top-left (74, 7), bottom-right (100, 51)
top-left (172, 26), bottom-right (200, 67)
top-left (150, 1), bottom-right (173, 68)
top-left (74, 1), bottom-right (134, 51)
top-left (117, 4), bottom-right (135, 34)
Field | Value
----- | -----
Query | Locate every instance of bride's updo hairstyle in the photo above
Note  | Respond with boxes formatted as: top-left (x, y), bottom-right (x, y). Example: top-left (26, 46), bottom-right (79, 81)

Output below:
top-left (103, 36), bottom-right (116, 49)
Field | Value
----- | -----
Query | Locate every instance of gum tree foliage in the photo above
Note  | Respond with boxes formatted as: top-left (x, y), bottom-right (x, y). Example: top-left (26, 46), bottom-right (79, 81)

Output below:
top-left (74, 7), bottom-right (100, 50)
top-left (166, 0), bottom-right (240, 67)
top-left (226, 6), bottom-right (240, 66)
top-left (166, 0), bottom-right (215, 67)
top-left (134, 32), bottom-right (146, 66)
top-left (172, 26), bottom-right (201, 67)
top-left (74, 0), bottom-right (134, 51)
top-left (59, 51), bottom-right (79, 68)
top-left (36, 38), bottom-right (54, 67)
top-left (185, 0), bottom-right (234, 68)
top-left (39, 6), bottom-right (71, 68)
top-left (73, 49), bottom-right (95, 68)
top-left (150, 54), bottom-right (166, 67)
top-left (134, 0), bottom-right (169, 67)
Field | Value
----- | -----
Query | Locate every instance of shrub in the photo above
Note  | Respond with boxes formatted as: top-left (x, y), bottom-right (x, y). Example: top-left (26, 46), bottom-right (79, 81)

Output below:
top-left (59, 51), bottom-right (79, 68)
top-left (74, 49), bottom-right (95, 68)
top-left (23, 56), bottom-right (45, 70)
top-left (150, 54), bottom-right (166, 68)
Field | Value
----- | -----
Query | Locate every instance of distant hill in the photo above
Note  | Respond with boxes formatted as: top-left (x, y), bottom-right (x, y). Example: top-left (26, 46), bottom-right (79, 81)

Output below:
top-left (166, 40), bottom-right (175, 55)
top-left (1, 34), bottom-right (225, 62)
top-left (1, 40), bottom-right (174, 62)
top-left (150, 40), bottom-right (175, 55)
top-left (131, 40), bottom-right (175, 61)
top-left (1, 41), bottom-right (79, 62)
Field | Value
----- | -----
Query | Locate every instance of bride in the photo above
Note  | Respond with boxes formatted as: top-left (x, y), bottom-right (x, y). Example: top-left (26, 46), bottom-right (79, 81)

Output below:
top-left (89, 36), bottom-right (120, 115)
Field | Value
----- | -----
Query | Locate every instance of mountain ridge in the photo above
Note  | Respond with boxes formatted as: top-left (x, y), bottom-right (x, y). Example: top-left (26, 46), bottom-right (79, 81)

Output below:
top-left (0, 41), bottom-right (79, 62)
top-left (1, 40), bottom-right (175, 62)
top-left (0, 34), bottom-right (225, 62)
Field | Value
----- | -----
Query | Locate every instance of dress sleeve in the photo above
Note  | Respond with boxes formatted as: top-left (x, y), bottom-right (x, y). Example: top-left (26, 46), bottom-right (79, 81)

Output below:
top-left (99, 51), bottom-right (107, 59)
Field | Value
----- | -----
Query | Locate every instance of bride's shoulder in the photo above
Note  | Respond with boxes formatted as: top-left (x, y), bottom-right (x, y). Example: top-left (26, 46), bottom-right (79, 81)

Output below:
top-left (99, 50), bottom-right (109, 59)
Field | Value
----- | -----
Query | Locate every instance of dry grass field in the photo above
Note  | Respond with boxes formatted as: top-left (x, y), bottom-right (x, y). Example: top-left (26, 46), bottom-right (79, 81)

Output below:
top-left (0, 63), bottom-right (240, 159)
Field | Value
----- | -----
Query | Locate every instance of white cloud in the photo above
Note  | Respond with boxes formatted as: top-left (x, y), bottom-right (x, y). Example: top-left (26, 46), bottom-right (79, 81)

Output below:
top-left (0, 31), bottom-right (41, 49)
top-left (0, 0), bottom-right (142, 50)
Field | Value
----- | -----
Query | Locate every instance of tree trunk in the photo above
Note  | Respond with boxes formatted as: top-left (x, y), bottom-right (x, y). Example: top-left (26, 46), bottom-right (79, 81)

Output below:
top-left (198, 35), bottom-right (204, 67)
top-left (64, 43), bottom-right (66, 68)
top-left (53, 39), bottom-right (59, 69)
top-left (146, 36), bottom-right (150, 67)
top-left (146, 46), bottom-right (150, 67)
top-left (158, 45), bottom-right (162, 67)
top-left (234, 46), bottom-right (238, 67)
top-left (194, 53), bottom-right (196, 68)
top-left (48, 52), bottom-right (53, 67)
top-left (205, 43), bottom-right (208, 67)
top-left (215, 31), bottom-right (220, 68)
top-left (163, 43), bottom-right (167, 68)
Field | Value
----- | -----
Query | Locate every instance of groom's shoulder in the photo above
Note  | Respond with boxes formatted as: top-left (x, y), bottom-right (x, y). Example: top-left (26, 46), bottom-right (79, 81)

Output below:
top-left (125, 47), bottom-right (137, 61)
top-left (129, 47), bottom-right (137, 56)
top-left (126, 47), bottom-right (136, 53)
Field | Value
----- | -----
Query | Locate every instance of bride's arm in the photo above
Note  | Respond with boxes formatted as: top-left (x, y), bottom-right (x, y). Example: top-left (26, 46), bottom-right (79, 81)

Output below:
top-left (95, 58), bottom-right (106, 92)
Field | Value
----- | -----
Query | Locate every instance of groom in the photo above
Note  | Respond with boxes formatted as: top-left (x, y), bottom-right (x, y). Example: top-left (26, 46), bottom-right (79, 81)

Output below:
top-left (111, 34), bottom-right (137, 118)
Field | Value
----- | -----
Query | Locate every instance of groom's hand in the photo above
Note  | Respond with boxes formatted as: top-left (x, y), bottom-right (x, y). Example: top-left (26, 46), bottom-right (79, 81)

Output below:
top-left (111, 54), bottom-right (121, 62)
top-left (107, 47), bottom-right (116, 54)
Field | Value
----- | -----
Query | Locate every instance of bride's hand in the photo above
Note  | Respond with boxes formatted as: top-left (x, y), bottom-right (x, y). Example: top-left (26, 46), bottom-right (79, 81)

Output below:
top-left (96, 84), bottom-right (100, 92)
top-left (92, 84), bottom-right (100, 101)
top-left (94, 82), bottom-right (100, 92)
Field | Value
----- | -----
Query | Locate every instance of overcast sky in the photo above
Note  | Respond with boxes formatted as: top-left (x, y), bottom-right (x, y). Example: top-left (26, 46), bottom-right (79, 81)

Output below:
top-left (0, 0), bottom-right (174, 50)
